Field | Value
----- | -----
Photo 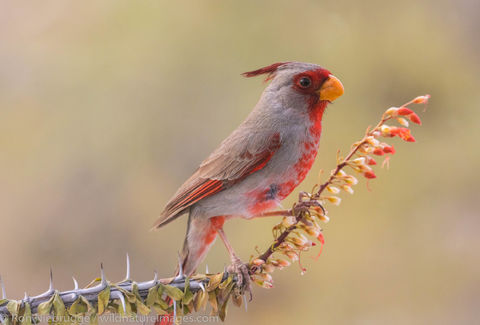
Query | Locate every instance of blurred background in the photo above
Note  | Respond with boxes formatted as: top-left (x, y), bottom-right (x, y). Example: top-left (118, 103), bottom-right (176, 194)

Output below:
top-left (0, 0), bottom-right (479, 324)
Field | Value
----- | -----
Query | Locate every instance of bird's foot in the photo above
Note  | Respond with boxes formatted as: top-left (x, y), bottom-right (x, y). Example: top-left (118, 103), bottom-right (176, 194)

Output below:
top-left (294, 198), bottom-right (326, 216)
top-left (227, 256), bottom-right (252, 300)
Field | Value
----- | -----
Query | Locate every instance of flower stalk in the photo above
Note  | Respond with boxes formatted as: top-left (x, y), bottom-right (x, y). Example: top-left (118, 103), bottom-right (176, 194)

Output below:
top-left (249, 95), bottom-right (429, 286)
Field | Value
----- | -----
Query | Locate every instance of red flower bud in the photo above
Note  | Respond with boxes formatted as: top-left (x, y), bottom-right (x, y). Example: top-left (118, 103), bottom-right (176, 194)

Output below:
top-left (373, 148), bottom-right (384, 156)
top-left (367, 157), bottom-right (377, 165)
top-left (364, 171), bottom-right (377, 179)
top-left (383, 145), bottom-right (395, 154)
top-left (398, 107), bottom-right (414, 116)
top-left (409, 112), bottom-right (422, 125)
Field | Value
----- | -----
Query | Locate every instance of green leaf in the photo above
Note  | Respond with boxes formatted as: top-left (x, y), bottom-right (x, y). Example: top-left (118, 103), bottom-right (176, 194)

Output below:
top-left (21, 302), bottom-right (32, 325)
top-left (132, 283), bottom-right (142, 301)
top-left (163, 285), bottom-right (183, 301)
top-left (145, 286), bottom-right (158, 307)
top-left (52, 292), bottom-right (67, 317)
top-left (88, 312), bottom-right (98, 325)
top-left (81, 296), bottom-right (93, 311)
top-left (156, 296), bottom-right (169, 310)
top-left (6, 300), bottom-right (19, 318)
top-left (37, 300), bottom-right (53, 315)
top-left (135, 299), bottom-right (151, 316)
top-left (157, 284), bottom-right (165, 296)
top-left (97, 287), bottom-right (110, 315)
top-left (69, 298), bottom-right (88, 316)
top-left (124, 296), bottom-right (133, 316)
top-left (182, 304), bottom-right (190, 315)
top-left (151, 303), bottom-right (168, 315)
top-left (218, 276), bottom-right (232, 290)
top-left (182, 278), bottom-right (194, 305)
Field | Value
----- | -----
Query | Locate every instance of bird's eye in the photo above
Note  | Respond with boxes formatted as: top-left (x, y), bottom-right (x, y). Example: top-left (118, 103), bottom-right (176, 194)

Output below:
top-left (298, 77), bottom-right (312, 88)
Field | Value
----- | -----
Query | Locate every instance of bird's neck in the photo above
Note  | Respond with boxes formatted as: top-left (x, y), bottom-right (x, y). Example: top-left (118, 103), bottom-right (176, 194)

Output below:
top-left (308, 99), bottom-right (327, 138)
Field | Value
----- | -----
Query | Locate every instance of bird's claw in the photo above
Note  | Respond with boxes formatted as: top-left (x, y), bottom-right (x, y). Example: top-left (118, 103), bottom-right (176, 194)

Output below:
top-left (293, 199), bottom-right (326, 216)
top-left (227, 256), bottom-right (252, 301)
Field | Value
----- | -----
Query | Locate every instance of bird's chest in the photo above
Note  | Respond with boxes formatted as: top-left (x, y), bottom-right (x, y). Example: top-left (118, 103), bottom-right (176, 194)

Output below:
top-left (276, 134), bottom-right (321, 199)
top-left (245, 106), bottom-right (324, 215)
top-left (248, 124), bottom-right (321, 211)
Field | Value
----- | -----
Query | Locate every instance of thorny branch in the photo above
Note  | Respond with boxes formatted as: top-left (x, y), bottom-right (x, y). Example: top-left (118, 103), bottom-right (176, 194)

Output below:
top-left (0, 95), bottom-right (429, 323)
top-left (0, 255), bottom-right (239, 323)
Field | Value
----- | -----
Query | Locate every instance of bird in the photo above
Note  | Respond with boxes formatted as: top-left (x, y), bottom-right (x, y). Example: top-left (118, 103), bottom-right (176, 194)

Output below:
top-left (152, 61), bottom-right (344, 289)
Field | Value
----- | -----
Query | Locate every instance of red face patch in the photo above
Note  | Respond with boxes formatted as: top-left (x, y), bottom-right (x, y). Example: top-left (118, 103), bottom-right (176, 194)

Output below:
top-left (292, 68), bottom-right (331, 95)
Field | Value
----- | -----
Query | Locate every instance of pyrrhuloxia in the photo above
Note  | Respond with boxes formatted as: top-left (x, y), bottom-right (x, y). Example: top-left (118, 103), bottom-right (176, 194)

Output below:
top-left (153, 62), bottom-right (344, 286)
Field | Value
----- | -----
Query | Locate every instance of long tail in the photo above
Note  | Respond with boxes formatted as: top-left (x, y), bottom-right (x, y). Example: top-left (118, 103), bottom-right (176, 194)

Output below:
top-left (178, 215), bottom-right (225, 276)
top-left (155, 215), bottom-right (225, 325)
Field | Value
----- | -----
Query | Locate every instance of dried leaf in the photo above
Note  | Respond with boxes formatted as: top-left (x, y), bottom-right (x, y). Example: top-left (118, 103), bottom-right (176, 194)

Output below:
top-left (231, 293), bottom-right (243, 308)
top-left (218, 298), bottom-right (229, 322)
top-left (208, 291), bottom-right (218, 315)
top-left (85, 278), bottom-right (101, 288)
top-left (207, 273), bottom-right (224, 291)
top-left (194, 290), bottom-right (208, 311)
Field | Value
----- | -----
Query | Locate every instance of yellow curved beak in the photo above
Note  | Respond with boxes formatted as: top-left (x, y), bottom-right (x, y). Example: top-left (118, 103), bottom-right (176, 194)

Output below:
top-left (318, 75), bottom-right (344, 102)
